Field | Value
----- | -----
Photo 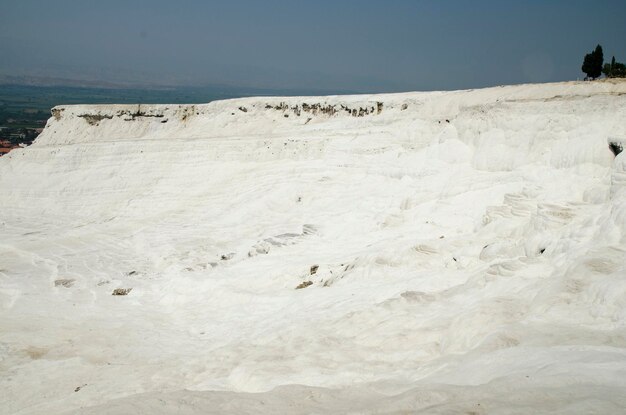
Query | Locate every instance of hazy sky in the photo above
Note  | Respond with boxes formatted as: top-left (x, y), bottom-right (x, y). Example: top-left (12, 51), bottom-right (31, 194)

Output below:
top-left (1, 0), bottom-right (625, 92)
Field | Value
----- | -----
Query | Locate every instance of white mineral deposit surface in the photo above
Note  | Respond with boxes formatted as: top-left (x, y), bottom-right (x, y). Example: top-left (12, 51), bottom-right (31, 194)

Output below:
top-left (1, 80), bottom-right (626, 414)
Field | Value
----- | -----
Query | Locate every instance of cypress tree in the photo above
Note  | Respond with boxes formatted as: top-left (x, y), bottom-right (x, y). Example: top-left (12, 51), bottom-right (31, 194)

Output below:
top-left (582, 44), bottom-right (604, 79)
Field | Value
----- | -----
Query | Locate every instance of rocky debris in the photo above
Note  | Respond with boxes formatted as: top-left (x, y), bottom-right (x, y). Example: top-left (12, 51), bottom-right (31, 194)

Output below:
top-left (221, 253), bottom-right (235, 261)
top-left (609, 141), bottom-right (623, 156)
top-left (401, 103), bottom-right (408, 110)
top-left (179, 106), bottom-right (196, 121)
top-left (51, 108), bottom-right (65, 120)
top-left (310, 265), bottom-right (319, 275)
top-left (238, 106), bottom-right (248, 113)
top-left (127, 270), bottom-right (137, 276)
top-left (118, 108), bottom-right (165, 120)
top-left (54, 278), bottom-right (75, 288)
top-left (295, 281), bottom-right (313, 290)
top-left (265, 101), bottom-right (384, 118)
top-left (273, 102), bottom-right (289, 111)
top-left (78, 114), bottom-right (113, 126)
top-left (77, 107), bottom-right (166, 125)
top-left (112, 288), bottom-right (132, 296)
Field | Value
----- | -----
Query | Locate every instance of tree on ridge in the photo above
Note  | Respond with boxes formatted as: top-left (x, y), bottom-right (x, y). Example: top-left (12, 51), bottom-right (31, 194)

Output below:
top-left (582, 44), bottom-right (603, 80)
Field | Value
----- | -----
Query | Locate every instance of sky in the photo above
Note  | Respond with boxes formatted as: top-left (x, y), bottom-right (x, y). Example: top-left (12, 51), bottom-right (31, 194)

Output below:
top-left (1, 0), bottom-right (626, 93)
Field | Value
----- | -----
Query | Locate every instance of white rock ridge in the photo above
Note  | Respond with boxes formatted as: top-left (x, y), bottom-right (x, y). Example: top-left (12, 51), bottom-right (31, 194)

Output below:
top-left (1, 80), bottom-right (626, 414)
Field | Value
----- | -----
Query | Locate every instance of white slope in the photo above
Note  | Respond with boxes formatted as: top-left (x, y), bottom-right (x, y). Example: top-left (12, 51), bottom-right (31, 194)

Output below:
top-left (1, 80), bottom-right (626, 414)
